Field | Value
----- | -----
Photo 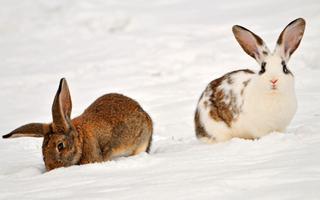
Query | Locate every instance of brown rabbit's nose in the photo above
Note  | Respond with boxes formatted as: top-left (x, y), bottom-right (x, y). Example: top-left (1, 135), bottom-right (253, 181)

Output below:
top-left (270, 79), bottom-right (278, 84)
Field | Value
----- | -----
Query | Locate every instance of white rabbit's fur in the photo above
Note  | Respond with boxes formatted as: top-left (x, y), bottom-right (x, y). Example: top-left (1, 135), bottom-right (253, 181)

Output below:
top-left (195, 18), bottom-right (305, 143)
top-left (198, 56), bottom-right (297, 143)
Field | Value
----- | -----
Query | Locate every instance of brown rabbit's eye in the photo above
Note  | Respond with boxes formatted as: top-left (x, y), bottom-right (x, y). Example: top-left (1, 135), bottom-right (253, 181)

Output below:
top-left (57, 142), bottom-right (64, 151)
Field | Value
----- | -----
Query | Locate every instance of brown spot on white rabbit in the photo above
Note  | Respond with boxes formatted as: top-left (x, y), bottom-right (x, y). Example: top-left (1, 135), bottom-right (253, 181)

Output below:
top-left (203, 100), bottom-right (209, 108)
top-left (241, 79), bottom-right (251, 96)
top-left (227, 76), bottom-right (234, 84)
top-left (206, 69), bottom-right (254, 127)
top-left (243, 79), bottom-right (251, 87)
top-left (194, 108), bottom-right (214, 141)
top-left (3, 78), bottom-right (153, 171)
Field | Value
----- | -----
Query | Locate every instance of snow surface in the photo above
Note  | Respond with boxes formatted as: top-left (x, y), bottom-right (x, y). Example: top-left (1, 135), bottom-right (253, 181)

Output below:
top-left (0, 0), bottom-right (320, 199)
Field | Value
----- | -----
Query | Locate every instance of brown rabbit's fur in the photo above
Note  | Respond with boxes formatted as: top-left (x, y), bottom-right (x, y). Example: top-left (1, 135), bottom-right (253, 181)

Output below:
top-left (3, 78), bottom-right (153, 171)
top-left (72, 94), bottom-right (153, 162)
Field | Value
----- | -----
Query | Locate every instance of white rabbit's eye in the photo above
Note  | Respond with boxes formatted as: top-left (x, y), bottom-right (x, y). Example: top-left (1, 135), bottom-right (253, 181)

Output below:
top-left (282, 61), bottom-right (290, 74)
top-left (259, 62), bottom-right (266, 75)
top-left (57, 142), bottom-right (64, 152)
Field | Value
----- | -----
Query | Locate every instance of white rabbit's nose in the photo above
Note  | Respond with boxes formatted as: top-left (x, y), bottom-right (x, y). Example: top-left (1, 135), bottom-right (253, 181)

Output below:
top-left (270, 79), bottom-right (278, 84)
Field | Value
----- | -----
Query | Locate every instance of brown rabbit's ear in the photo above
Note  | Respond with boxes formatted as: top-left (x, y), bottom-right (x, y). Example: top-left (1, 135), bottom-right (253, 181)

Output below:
top-left (232, 25), bottom-right (270, 64)
top-left (52, 78), bottom-right (72, 132)
top-left (275, 18), bottom-right (306, 61)
top-left (2, 123), bottom-right (50, 139)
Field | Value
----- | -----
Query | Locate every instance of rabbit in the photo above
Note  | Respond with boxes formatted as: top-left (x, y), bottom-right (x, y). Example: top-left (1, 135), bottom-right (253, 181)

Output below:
top-left (2, 78), bottom-right (153, 171)
top-left (195, 18), bottom-right (306, 143)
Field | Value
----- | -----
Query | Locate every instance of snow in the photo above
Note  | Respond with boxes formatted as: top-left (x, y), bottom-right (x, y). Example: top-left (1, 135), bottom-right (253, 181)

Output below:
top-left (0, 0), bottom-right (320, 199)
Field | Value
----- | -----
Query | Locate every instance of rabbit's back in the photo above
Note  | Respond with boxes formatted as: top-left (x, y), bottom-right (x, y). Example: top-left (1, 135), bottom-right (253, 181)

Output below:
top-left (84, 93), bottom-right (145, 118)
top-left (78, 93), bottom-right (152, 159)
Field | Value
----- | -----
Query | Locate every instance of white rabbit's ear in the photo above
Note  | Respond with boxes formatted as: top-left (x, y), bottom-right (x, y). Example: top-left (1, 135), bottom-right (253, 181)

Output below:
top-left (2, 123), bottom-right (50, 138)
top-left (52, 78), bottom-right (72, 132)
top-left (275, 18), bottom-right (306, 61)
top-left (232, 25), bottom-right (270, 64)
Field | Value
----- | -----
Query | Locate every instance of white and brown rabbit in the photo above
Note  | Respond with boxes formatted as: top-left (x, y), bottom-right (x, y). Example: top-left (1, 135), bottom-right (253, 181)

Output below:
top-left (195, 18), bottom-right (306, 143)
top-left (3, 78), bottom-right (153, 171)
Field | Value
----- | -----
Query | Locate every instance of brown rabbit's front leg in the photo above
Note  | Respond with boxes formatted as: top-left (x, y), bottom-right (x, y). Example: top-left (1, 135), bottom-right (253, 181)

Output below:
top-left (79, 136), bottom-right (104, 164)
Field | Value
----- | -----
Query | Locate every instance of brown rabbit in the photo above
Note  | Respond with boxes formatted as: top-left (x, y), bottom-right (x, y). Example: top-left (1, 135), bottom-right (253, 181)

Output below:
top-left (2, 78), bottom-right (153, 171)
